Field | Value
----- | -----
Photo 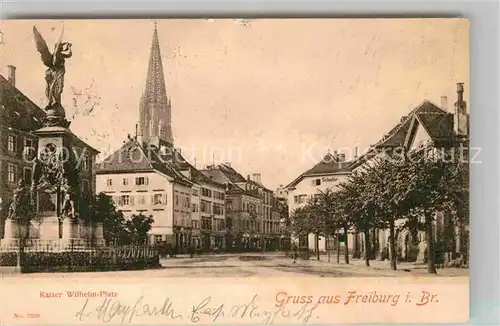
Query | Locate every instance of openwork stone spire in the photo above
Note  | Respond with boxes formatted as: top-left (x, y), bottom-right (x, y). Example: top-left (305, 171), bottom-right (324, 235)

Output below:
top-left (139, 23), bottom-right (173, 145)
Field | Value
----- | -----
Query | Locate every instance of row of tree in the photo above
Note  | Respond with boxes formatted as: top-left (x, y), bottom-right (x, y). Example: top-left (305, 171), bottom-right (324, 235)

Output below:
top-left (290, 147), bottom-right (469, 274)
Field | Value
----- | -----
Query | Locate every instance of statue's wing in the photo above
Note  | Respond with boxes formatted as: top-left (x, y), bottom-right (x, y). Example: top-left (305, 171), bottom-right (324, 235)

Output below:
top-left (33, 26), bottom-right (53, 67)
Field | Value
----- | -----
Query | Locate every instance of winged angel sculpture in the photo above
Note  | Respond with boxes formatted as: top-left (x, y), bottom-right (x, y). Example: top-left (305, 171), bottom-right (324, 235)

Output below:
top-left (33, 26), bottom-right (72, 110)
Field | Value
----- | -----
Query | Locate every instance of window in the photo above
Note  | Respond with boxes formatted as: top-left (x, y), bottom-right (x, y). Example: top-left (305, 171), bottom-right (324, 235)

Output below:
top-left (312, 179), bottom-right (321, 186)
top-left (138, 195), bottom-right (146, 205)
top-left (106, 178), bottom-right (112, 186)
top-left (192, 188), bottom-right (199, 196)
top-left (294, 194), bottom-right (307, 204)
top-left (136, 177), bottom-right (149, 186)
top-left (184, 197), bottom-right (190, 209)
top-left (214, 191), bottom-right (225, 200)
top-left (175, 194), bottom-right (179, 205)
top-left (82, 156), bottom-right (89, 171)
top-left (226, 200), bottom-right (233, 212)
top-left (8, 135), bottom-right (16, 152)
top-left (192, 220), bottom-right (200, 229)
top-left (201, 200), bottom-right (211, 214)
top-left (123, 178), bottom-right (129, 186)
top-left (201, 188), bottom-right (212, 198)
top-left (299, 236), bottom-right (309, 247)
top-left (213, 203), bottom-right (224, 215)
top-left (120, 195), bottom-right (130, 206)
top-left (154, 235), bottom-right (163, 244)
top-left (23, 167), bottom-right (32, 185)
top-left (23, 138), bottom-right (35, 159)
top-left (7, 164), bottom-right (16, 183)
top-left (153, 194), bottom-right (164, 205)
top-left (192, 203), bottom-right (199, 213)
top-left (201, 217), bottom-right (212, 230)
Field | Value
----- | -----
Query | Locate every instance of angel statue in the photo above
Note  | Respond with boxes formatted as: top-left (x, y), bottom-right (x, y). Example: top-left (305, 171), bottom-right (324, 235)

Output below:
top-left (33, 26), bottom-right (72, 110)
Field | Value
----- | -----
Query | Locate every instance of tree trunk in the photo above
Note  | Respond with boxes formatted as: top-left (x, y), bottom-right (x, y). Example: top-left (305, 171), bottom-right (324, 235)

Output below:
top-left (364, 224), bottom-right (371, 267)
top-left (344, 225), bottom-right (350, 264)
top-left (352, 229), bottom-right (360, 258)
top-left (315, 233), bottom-right (320, 260)
top-left (336, 231), bottom-right (340, 263)
top-left (371, 227), bottom-right (378, 260)
top-left (389, 219), bottom-right (397, 271)
top-left (425, 212), bottom-right (437, 274)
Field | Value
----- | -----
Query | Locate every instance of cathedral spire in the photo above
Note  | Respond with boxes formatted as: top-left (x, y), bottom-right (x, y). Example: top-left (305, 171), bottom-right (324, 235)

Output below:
top-left (139, 23), bottom-right (173, 146)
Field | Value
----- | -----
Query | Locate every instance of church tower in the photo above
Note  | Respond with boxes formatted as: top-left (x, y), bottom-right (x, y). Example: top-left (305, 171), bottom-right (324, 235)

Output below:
top-left (138, 23), bottom-right (173, 146)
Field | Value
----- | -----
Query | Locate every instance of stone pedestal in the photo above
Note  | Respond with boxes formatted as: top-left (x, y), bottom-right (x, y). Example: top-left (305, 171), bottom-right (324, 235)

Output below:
top-left (3, 219), bottom-right (19, 240)
top-left (62, 218), bottom-right (79, 241)
top-left (39, 215), bottom-right (60, 240)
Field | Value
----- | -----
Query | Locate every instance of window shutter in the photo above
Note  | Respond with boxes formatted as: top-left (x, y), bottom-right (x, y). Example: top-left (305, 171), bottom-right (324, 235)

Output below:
top-left (151, 194), bottom-right (155, 205)
top-left (145, 177), bottom-right (149, 185)
top-left (130, 195), bottom-right (135, 206)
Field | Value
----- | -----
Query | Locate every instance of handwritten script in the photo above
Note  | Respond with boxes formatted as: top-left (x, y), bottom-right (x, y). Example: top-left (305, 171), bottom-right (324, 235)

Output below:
top-left (75, 294), bottom-right (320, 324)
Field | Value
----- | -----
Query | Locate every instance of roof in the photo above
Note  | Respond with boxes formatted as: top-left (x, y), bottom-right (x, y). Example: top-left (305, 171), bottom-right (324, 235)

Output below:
top-left (201, 167), bottom-right (261, 199)
top-left (349, 100), bottom-right (460, 169)
top-left (286, 153), bottom-right (352, 189)
top-left (0, 75), bottom-right (46, 132)
top-left (216, 164), bottom-right (247, 183)
top-left (96, 138), bottom-right (192, 186)
top-left (174, 155), bottom-right (225, 189)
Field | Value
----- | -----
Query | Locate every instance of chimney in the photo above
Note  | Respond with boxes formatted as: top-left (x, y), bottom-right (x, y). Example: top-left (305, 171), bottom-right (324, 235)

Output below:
top-left (247, 174), bottom-right (251, 181)
top-left (440, 96), bottom-right (448, 111)
top-left (136, 121), bottom-right (143, 145)
top-left (7, 65), bottom-right (16, 87)
top-left (337, 153), bottom-right (346, 162)
top-left (354, 146), bottom-right (360, 160)
top-left (224, 161), bottom-right (231, 167)
top-left (454, 82), bottom-right (468, 136)
top-left (252, 173), bottom-right (261, 183)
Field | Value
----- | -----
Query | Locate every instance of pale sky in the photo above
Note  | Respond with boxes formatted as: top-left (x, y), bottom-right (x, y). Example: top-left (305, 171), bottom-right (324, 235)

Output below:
top-left (0, 19), bottom-right (469, 190)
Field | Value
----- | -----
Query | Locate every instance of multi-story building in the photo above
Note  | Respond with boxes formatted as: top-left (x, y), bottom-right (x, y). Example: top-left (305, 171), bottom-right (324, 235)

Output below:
top-left (96, 25), bottom-right (228, 251)
top-left (96, 138), bottom-right (193, 246)
top-left (175, 159), bottom-right (226, 251)
top-left (285, 152), bottom-right (353, 252)
top-left (0, 67), bottom-right (45, 228)
top-left (201, 163), bottom-right (284, 251)
top-left (349, 84), bottom-right (469, 263)
top-left (96, 25), bottom-right (194, 247)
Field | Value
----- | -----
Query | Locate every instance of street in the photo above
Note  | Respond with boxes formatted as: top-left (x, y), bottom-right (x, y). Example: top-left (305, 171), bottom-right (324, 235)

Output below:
top-left (1, 252), bottom-right (469, 278)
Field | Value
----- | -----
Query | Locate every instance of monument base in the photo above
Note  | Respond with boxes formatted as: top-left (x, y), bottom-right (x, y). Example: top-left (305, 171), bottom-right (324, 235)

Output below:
top-left (39, 215), bottom-right (60, 240)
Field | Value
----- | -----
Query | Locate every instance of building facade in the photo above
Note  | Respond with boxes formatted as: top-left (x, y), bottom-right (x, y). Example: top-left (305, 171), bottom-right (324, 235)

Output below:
top-left (95, 25), bottom-right (229, 251)
top-left (286, 152), bottom-right (353, 252)
top-left (202, 163), bottom-right (284, 252)
top-left (0, 67), bottom-right (46, 229)
top-left (348, 83), bottom-right (470, 263)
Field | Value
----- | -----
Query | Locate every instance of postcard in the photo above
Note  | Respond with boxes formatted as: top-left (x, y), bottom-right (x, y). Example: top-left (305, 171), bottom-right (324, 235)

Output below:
top-left (0, 18), bottom-right (469, 324)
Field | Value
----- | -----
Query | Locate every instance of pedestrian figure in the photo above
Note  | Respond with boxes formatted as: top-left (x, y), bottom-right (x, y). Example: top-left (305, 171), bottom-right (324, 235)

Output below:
top-left (292, 243), bottom-right (298, 263)
top-left (189, 244), bottom-right (195, 258)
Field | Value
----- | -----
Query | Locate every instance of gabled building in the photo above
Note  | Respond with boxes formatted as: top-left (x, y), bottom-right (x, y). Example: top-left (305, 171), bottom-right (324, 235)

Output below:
top-left (96, 25), bottom-right (194, 247)
top-left (96, 25), bottom-right (229, 252)
top-left (1, 67), bottom-right (46, 227)
top-left (201, 164), bottom-right (262, 251)
top-left (285, 152), bottom-right (353, 252)
top-left (349, 83), bottom-right (469, 263)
